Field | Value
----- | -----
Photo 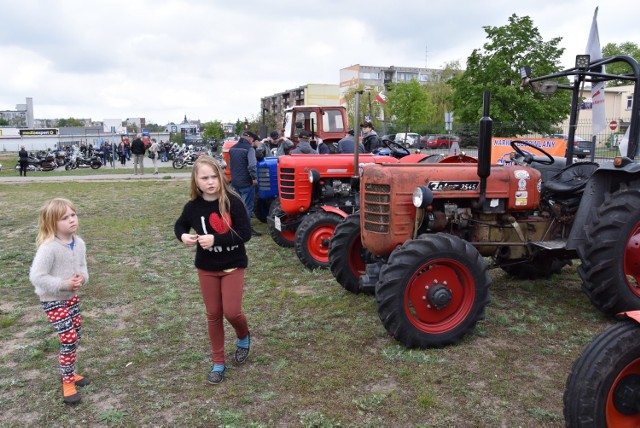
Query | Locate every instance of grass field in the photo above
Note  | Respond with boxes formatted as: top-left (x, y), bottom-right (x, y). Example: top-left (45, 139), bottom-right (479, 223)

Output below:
top-left (0, 177), bottom-right (611, 427)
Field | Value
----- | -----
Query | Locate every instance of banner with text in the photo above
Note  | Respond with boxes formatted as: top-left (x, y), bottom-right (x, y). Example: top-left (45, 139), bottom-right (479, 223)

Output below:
top-left (491, 137), bottom-right (567, 164)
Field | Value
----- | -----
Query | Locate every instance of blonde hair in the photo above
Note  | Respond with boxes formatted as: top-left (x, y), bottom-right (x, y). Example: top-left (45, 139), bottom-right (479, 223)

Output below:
top-left (190, 155), bottom-right (238, 214)
top-left (36, 198), bottom-right (77, 247)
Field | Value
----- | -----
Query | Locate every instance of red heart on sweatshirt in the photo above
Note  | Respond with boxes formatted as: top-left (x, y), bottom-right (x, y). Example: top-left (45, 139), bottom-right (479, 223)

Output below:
top-left (209, 212), bottom-right (231, 233)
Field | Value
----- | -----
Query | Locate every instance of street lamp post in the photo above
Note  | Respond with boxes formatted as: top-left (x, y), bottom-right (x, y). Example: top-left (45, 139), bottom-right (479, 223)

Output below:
top-left (260, 108), bottom-right (268, 139)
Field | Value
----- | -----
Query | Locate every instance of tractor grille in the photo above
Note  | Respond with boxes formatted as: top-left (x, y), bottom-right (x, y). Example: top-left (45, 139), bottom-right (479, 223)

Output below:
top-left (363, 183), bottom-right (391, 233)
top-left (280, 167), bottom-right (295, 200)
top-left (257, 166), bottom-right (271, 191)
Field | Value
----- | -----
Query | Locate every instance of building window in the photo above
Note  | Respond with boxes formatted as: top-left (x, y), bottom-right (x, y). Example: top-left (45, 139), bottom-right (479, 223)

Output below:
top-left (360, 72), bottom-right (379, 80)
top-left (397, 72), bottom-right (418, 82)
top-left (627, 95), bottom-right (633, 110)
top-left (419, 74), bottom-right (430, 82)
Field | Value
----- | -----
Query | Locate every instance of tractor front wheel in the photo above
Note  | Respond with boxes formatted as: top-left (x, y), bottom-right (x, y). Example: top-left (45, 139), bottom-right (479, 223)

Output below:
top-left (564, 317), bottom-right (640, 427)
top-left (267, 199), bottom-right (296, 248)
top-left (578, 186), bottom-right (640, 315)
top-left (329, 213), bottom-right (368, 294)
top-left (295, 211), bottom-right (343, 270)
top-left (375, 233), bottom-right (491, 348)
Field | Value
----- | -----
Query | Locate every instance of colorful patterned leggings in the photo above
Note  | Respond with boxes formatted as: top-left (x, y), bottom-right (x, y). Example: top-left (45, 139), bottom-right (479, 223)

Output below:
top-left (41, 296), bottom-right (82, 384)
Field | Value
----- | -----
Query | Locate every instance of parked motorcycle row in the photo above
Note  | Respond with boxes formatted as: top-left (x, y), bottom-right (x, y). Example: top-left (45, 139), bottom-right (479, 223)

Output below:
top-left (13, 148), bottom-right (95, 172)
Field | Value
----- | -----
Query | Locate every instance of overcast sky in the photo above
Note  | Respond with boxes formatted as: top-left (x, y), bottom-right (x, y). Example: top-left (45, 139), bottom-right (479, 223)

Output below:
top-left (1, 1), bottom-right (637, 126)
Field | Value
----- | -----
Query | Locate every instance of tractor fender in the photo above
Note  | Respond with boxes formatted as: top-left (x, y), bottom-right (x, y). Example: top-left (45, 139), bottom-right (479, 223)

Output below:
top-left (567, 163), bottom-right (640, 250)
top-left (317, 205), bottom-right (349, 219)
top-left (619, 310), bottom-right (640, 324)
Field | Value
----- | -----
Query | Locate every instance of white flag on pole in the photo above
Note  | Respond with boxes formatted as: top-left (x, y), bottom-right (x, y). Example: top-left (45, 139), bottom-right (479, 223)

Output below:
top-left (586, 7), bottom-right (607, 136)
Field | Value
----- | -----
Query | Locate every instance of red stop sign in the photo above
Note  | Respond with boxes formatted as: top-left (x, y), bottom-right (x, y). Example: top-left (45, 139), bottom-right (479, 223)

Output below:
top-left (610, 120), bottom-right (618, 131)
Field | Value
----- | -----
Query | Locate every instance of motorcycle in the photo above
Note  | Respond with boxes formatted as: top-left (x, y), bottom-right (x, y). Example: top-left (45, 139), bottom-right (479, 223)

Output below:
top-left (172, 148), bottom-right (199, 169)
top-left (14, 151), bottom-right (53, 172)
top-left (564, 310), bottom-right (640, 426)
top-left (64, 153), bottom-right (103, 170)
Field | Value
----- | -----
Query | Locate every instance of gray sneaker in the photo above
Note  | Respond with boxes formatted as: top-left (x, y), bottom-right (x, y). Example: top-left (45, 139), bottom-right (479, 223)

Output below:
top-left (207, 368), bottom-right (224, 384)
top-left (235, 333), bottom-right (251, 364)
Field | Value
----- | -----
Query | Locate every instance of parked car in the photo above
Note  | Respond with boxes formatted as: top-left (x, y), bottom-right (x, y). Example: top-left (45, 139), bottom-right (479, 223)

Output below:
top-left (394, 132), bottom-right (420, 148)
top-left (419, 134), bottom-right (461, 149)
top-left (380, 134), bottom-right (396, 143)
top-left (547, 134), bottom-right (593, 159)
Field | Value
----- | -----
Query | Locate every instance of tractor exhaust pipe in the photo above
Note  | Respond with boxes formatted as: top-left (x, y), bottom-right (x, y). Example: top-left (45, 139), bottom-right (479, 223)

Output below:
top-left (477, 91), bottom-right (492, 198)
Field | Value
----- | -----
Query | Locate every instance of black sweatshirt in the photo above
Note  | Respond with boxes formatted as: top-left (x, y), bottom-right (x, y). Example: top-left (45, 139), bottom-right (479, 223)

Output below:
top-left (174, 194), bottom-right (251, 271)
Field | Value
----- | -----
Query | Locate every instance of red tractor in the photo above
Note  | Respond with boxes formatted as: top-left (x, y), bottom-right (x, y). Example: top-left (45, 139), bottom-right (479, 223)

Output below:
top-left (274, 148), bottom-right (436, 269)
top-left (329, 54), bottom-right (640, 349)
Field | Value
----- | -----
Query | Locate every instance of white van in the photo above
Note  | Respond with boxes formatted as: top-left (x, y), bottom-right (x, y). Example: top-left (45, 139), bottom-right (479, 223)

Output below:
top-left (395, 133), bottom-right (420, 148)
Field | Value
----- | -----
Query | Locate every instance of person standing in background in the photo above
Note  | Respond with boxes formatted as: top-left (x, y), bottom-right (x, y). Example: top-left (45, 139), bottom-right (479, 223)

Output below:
top-left (131, 133), bottom-right (146, 175)
top-left (149, 138), bottom-right (160, 174)
top-left (18, 145), bottom-right (29, 176)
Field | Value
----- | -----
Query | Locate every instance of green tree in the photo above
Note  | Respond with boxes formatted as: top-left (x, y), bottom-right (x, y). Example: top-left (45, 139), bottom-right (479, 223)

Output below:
top-left (602, 42), bottom-right (640, 86)
top-left (450, 14), bottom-right (570, 137)
top-left (423, 61), bottom-right (463, 130)
top-left (202, 120), bottom-right (225, 141)
top-left (343, 85), bottom-right (384, 129)
top-left (57, 117), bottom-right (84, 127)
top-left (0, 118), bottom-right (9, 126)
top-left (144, 123), bottom-right (164, 132)
top-left (386, 79), bottom-right (432, 134)
top-left (233, 119), bottom-right (246, 136)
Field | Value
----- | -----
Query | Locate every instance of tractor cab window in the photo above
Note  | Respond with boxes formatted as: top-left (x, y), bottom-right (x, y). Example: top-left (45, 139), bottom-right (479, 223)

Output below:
top-left (322, 109), bottom-right (346, 134)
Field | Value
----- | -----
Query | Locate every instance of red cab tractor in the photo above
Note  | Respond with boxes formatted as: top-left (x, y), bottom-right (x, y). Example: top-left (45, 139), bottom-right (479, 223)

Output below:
top-left (273, 148), bottom-right (431, 270)
top-left (223, 105), bottom-right (350, 230)
top-left (335, 54), bottom-right (640, 349)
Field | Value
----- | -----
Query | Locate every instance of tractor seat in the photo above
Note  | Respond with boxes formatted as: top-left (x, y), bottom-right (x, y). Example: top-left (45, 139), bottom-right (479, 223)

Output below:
top-left (542, 161), bottom-right (599, 196)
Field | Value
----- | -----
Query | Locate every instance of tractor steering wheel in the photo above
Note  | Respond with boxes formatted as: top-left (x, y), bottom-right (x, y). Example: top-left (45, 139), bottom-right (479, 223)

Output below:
top-left (382, 138), bottom-right (410, 156)
top-left (509, 140), bottom-right (554, 165)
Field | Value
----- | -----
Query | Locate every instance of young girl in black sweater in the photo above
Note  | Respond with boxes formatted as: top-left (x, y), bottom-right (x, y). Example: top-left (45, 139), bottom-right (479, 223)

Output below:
top-left (174, 156), bottom-right (252, 384)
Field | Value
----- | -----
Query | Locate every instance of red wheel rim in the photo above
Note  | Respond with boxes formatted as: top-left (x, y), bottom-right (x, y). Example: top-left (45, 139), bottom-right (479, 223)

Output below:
top-left (404, 258), bottom-right (475, 334)
top-left (606, 357), bottom-right (640, 427)
top-left (624, 223), bottom-right (640, 297)
top-left (280, 229), bottom-right (295, 243)
top-left (347, 234), bottom-right (365, 276)
top-left (307, 224), bottom-right (336, 263)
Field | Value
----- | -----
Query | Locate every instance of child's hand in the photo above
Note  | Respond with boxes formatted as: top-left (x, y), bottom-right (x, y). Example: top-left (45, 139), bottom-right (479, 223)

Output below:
top-left (197, 234), bottom-right (214, 250)
top-left (67, 273), bottom-right (83, 292)
top-left (182, 233), bottom-right (198, 247)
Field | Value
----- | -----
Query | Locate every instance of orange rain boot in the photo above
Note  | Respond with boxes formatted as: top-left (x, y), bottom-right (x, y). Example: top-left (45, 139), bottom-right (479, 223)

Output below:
top-left (63, 382), bottom-right (81, 404)
top-left (74, 373), bottom-right (91, 387)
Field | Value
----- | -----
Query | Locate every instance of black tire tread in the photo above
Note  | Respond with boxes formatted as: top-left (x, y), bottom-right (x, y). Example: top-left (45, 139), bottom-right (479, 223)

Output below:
top-left (375, 233), bottom-right (491, 348)
top-left (577, 187), bottom-right (640, 315)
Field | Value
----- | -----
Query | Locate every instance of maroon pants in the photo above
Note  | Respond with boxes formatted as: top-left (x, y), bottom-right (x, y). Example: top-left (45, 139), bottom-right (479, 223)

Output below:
top-left (197, 268), bottom-right (249, 365)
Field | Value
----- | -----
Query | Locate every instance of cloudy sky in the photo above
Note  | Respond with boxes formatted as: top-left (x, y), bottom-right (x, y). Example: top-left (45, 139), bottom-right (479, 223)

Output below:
top-left (1, 1), bottom-right (637, 126)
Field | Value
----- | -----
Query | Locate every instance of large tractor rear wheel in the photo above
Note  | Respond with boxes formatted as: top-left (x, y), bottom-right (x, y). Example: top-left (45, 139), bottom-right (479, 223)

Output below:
top-left (329, 213), bottom-right (368, 294)
top-left (578, 186), bottom-right (640, 315)
top-left (375, 233), bottom-right (491, 348)
top-left (564, 316), bottom-right (640, 427)
top-left (295, 211), bottom-right (342, 270)
top-left (267, 199), bottom-right (296, 248)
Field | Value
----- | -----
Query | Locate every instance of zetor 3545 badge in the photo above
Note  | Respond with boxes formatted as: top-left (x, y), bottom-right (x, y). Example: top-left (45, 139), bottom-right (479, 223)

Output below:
top-left (427, 181), bottom-right (480, 191)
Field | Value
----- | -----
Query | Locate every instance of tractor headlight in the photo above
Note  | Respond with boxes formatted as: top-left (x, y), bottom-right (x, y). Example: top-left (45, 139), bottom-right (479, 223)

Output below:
top-left (308, 169), bottom-right (320, 184)
top-left (413, 186), bottom-right (433, 208)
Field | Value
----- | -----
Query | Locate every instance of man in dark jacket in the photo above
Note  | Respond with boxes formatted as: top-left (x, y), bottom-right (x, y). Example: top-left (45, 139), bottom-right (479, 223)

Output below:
top-left (18, 145), bottom-right (29, 176)
top-left (229, 131), bottom-right (261, 236)
top-left (130, 133), bottom-right (146, 175)
top-left (361, 121), bottom-right (382, 153)
top-left (337, 130), bottom-right (365, 154)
